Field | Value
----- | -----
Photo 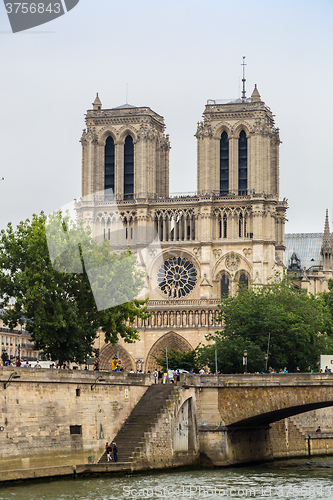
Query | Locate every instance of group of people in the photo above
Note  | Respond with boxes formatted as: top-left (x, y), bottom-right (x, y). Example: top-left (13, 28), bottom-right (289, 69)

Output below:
top-left (105, 442), bottom-right (118, 462)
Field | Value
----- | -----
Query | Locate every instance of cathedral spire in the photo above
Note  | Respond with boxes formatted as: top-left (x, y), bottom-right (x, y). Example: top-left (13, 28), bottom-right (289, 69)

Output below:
top-left (241, 56), bottom-right (247, 101)
top-left (321, 209), bottom-right (332, 270)
top-left (323, 209), bottom-right (331, 247)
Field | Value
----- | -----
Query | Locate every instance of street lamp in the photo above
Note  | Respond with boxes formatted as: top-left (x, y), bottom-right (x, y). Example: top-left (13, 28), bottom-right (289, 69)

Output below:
top-left (90, 375), bottom-right (105, 391)
top-left (264, 353), bottom-right (268, 372)
top-left (4, 372), bottom-right (20, 389)
top-left (214, 331), bottom-right (218, 374)
top-left (265, 331), bottom-right (271, 372)
top-left (243, 349), bottom-right (248, 374)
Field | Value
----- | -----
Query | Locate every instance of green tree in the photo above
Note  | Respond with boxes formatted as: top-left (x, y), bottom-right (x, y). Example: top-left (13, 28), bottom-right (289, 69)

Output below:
top-left (154, 348), bottom-right (200, 372)
top-left (0, 212), bottom-right (149, 365)
top-left (320, 279), bottom-right (333, 354)
top-left (206, 273), bottom-right (332, 373)
top-left (197, 337), bottom-right (265, 374)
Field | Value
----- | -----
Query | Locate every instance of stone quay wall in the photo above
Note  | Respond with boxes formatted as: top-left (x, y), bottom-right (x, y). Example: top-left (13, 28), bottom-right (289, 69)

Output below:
top-left (0, 367), bottom-right (151, 459)
top-left (2, 369), bottom-right (333, 477)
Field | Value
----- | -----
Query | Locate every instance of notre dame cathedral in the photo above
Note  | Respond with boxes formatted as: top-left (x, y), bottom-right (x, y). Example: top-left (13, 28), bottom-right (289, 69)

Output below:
top-left (76, 86), bottom-right (332, 372)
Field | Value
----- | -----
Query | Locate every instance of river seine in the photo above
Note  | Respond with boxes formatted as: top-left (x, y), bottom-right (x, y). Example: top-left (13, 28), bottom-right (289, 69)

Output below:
top-left (1, 458), bottom-right (333, 500)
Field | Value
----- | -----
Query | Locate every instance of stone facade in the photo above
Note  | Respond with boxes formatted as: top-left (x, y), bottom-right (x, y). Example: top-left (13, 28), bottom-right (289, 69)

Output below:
top-left (76, 88), bottom-right (288, 371)
top-left (0, 368), bottom-right (150, 459)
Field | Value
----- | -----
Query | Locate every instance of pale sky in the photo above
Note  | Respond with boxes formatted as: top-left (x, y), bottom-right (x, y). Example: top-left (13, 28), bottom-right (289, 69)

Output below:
top-left (0, 0), bottom-right (332, 234)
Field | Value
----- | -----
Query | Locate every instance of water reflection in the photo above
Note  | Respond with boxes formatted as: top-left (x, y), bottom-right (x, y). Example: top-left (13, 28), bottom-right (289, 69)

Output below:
top-left (1, 458), bottom-right (333, 500)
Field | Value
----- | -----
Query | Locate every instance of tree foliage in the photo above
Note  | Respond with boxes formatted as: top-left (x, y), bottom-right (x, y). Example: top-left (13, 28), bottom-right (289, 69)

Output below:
top-left (205, 273), bottom-right (333, 373)
top-left (154, 348), bottom-right (200, 372)
top-left (0, 212), bottom-right (149, 365)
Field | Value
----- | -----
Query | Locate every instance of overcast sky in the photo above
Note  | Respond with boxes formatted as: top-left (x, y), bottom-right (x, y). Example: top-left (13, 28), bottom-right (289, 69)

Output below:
top-left (0, 0), bottom-right (332, 234)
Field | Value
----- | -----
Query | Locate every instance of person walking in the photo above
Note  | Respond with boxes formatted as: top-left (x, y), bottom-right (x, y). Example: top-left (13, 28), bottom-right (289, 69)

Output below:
top-left (112, 442), bottom-right (118, 462)
top-left (153, 369), bottom-right (158, 384)
top-left (106, 442), bottom-right (112, 462)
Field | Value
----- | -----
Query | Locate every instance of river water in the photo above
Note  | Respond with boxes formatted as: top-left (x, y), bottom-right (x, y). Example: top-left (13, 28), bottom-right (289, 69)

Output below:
top-left (1, 458), bottom-right (333, 500)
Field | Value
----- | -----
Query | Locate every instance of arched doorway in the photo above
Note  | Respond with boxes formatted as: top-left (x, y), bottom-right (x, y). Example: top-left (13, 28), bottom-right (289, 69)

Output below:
top-left (145, 331), bottom-right (193, 373)
top-left (99, 344), bottom-right (135, 372)
top-left (173, 398), bottom-right (196, 452)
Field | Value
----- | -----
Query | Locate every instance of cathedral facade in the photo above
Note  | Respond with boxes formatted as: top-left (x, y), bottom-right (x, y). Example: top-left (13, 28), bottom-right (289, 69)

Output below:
top-left (76, 87), bottom-right (289, 372)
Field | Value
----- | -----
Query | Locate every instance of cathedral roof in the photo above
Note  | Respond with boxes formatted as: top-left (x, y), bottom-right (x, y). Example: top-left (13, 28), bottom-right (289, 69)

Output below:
top-left (285, 233), bottom-right (323, 270)
top-left (112, 103), bottom-right (137, 109)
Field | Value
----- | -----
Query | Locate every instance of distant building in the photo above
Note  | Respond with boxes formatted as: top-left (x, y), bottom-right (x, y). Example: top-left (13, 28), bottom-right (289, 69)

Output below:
top-left (0, 313), bottom-right (39, 361)
top-left (285, 210), bottom-right (333, 295)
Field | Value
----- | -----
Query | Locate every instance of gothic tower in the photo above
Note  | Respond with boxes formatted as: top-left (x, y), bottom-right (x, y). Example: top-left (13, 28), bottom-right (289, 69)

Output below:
top-left (80, 94), bottom-right (170, 201)
top-left (196, 85), bottom-right (280, 197)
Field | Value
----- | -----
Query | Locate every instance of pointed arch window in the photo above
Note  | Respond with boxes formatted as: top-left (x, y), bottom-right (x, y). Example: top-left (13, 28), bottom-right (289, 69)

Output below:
top-left (220, 131), bottom-right (229, 195)
top-left (223, 214), bottom-right (227, 238)
top-left (104, 136), bottom-right (115, 193)
top-left (239, 272), bottom-right (249, 291)
top-left (221, 273), bottom-right (229, 297)
top-left (124, 135), bottom-right (134, 200)
top-left (239, 213), bottom-right (243, 237)
top-left (238, 130), bottom-right (247, 195)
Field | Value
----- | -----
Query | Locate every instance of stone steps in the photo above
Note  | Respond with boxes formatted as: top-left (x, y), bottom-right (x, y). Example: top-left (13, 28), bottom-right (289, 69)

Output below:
top-left (98, 384), bottom-right (175, 464)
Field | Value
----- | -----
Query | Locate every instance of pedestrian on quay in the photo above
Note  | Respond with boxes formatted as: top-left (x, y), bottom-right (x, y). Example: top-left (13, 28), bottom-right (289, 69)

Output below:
top-left (112, 442), bottom-right (118, 462)
top-left (106, 442), bottom-right (112, 462)
top-left (153, 369), bottom-right (158, 384)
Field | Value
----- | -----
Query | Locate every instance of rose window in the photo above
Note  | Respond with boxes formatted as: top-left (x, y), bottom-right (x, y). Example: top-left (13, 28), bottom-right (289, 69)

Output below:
top-left (157, 257), bottom-right (197, 298)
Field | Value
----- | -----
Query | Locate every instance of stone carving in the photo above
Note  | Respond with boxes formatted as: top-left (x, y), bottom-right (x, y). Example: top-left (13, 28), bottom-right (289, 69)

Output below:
top-left (193, 248), bottom-right (201, 257)
top-left (195, 121), bottom-right (212, 139)
top-left (213, 249), bottom-right (223, 259)
top-left (243, 248), bottom-right (252, 257)
top-left (225, 254), bottom-right (241, 271)
top-left (135, 358), bottom-right (144, 372)
top-left (137, 122), bottom-right (157, 141)
top-left (149, 248), bottom-right (158, 257)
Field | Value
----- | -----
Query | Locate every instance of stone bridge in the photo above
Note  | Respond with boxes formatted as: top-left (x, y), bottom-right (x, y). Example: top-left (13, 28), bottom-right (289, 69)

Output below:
top-left (175, 373), bottom-right (333, 466)
top-left (1, 368), bottom-right (333, 479)
top-left (183, 373), bottom-right (333, 427)
top-left (123, 373), bottom-right (333, 469)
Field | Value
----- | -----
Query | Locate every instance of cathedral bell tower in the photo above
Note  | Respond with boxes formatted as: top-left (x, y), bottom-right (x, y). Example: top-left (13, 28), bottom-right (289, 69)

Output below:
top-left (196, 85), bottom-right (280, 197)
top-left (80, 95), bottom-right (171, 200)
top-left (195, 85), bottom-right (287, 274)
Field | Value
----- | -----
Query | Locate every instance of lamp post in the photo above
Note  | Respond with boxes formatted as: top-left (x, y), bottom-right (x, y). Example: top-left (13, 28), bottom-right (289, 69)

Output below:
top-left (90, 375), bottom-right (105, 391)
top-left (243, 349), bottom-right (248, 374)
top-left (265, 331), bottom-right (271, 372)
top-left (264, 353), bottom-right (268, 372)
top-left (214, 331), bottom-right (218, 374)
top-left (4, 372), bottom-right (20, 389)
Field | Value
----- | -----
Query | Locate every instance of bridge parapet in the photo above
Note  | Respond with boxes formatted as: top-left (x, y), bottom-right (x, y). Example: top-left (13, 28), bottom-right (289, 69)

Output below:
top-left (180, 374), bottom-right (333, 427)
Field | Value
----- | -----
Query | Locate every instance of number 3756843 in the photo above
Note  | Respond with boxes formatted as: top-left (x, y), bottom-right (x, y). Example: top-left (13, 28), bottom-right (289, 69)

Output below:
top-left (5, 3), bottom-right (61, 14)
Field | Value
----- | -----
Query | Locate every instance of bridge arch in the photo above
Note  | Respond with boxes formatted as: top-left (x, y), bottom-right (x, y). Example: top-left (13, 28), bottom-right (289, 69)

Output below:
top-left (173, 397), bottom-right (196, 452)
top-left (214, 378), bottom-right (333, 428)
top-left (228, 401), bottom-right (333, 428)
